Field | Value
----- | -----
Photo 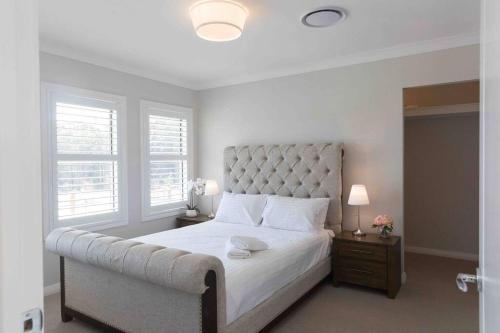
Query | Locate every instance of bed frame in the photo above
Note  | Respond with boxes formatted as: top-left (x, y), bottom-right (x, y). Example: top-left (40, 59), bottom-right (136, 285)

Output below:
top-left (59, 257), bottom-right (218, 333)
top-left (46, 143), bottom-right (344, 333)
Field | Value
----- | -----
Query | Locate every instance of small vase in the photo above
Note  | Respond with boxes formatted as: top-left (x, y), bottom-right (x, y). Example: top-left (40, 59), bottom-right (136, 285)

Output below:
top-left (186, 209), bottom-right (198, 217)
top-left (378, 226), bottom-right (391, 239)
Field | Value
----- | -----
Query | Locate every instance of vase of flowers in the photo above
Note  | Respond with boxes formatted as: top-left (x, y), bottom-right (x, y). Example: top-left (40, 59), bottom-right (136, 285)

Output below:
top-left (186, 178), bottom-right (205, 217)
top-left (372, 215), bottom-right (394, 239)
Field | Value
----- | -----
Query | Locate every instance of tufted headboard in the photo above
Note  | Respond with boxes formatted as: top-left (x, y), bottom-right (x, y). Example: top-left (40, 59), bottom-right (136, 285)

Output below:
top-left (223, 143), bottom-right (344, 233)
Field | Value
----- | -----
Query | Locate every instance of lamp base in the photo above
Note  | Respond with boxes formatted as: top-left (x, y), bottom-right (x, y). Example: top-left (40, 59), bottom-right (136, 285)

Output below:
top-left (352, 228), bottom-right (366, 237)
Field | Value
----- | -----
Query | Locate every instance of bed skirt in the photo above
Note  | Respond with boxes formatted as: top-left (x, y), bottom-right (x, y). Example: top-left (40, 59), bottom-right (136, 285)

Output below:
top-left (227, 257), bottom-right (331, 333)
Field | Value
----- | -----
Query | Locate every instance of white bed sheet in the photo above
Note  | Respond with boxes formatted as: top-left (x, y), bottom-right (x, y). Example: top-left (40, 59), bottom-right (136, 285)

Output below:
top-left (133, 221), bottom-right (333, 324)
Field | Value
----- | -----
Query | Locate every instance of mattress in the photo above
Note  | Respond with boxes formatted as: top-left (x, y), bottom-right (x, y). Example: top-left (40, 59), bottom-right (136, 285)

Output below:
top-left (133, 221), bottom-right (333, 324)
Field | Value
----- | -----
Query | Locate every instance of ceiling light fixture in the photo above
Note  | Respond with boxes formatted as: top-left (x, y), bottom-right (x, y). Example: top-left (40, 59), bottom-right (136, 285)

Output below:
top-left (302, 8), bottom-right (347, 28)
top-left (189, 0), bottom-right (249, 42)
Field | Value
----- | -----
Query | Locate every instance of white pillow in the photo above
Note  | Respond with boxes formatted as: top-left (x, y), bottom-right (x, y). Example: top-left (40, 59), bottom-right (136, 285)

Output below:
top-left (215, 192), bottom-right (268, 226)
top-left (261, 196), bottom-right (329, 232)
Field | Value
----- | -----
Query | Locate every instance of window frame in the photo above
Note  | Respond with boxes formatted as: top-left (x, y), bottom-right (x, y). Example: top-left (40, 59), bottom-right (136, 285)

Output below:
top-left (41, 83), bottom-right (128, 234)
top-left (140, 100), bottom-right (193, 221)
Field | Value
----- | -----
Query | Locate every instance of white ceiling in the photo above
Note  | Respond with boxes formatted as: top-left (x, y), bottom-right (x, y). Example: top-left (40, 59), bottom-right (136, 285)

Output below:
top-left (39, 0), bottom-right (480, 90)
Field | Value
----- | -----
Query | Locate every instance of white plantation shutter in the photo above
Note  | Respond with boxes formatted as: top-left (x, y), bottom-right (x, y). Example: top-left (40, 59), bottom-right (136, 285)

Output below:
top-left (43, 84), bottom-right (127, 231)
top-left (141, 101), bottom-right (193, 219)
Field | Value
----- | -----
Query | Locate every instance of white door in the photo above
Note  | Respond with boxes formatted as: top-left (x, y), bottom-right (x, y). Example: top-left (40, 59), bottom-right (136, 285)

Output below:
top-left (456, 1), bottom-right (500, 332)
top-left (0, 0), bottom-right (44, 332)
top-left (479, 0), bottom-right (500, 331)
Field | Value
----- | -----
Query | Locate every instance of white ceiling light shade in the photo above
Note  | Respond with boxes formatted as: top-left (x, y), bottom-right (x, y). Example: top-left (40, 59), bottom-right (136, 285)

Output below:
top-left (189, 0), bottom-right (249, 42)
top-left (302, 8), bottom-right (347, 28)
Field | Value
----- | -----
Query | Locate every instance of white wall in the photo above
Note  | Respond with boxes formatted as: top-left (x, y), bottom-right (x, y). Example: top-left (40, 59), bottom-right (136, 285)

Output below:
top-left (0, 0), bottom-right (43, 330)
top-left (197, 45), bottom-right (480, 245)
top-left (40, 53), bottom-right (197, 288)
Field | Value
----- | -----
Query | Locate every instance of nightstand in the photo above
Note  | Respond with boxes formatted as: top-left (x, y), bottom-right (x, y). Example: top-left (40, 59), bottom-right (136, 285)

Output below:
top-left (176, 214), bottom-right (211, 228)
top-left (332, 231), bottom-right (401, 298)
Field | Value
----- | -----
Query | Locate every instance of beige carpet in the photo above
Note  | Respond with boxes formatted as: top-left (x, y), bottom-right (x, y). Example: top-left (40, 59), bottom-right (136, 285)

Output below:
top-left (44, 253), bottom-right (478, 333)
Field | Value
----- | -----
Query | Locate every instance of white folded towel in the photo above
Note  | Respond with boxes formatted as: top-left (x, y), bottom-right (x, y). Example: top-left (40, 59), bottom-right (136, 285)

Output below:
top-left (225, 240), bottom-right (251, 259)
top-left (230, 236), bottom-right (268, 251)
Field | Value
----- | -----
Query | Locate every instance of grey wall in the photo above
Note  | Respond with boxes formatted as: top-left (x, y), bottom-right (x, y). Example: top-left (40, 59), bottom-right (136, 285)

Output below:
top-left (40, 52), bottom-right (197, 287)
top-left (404, 114), bottom-right (479, 255)
top-left (197, 45), bottom-right (480, 243)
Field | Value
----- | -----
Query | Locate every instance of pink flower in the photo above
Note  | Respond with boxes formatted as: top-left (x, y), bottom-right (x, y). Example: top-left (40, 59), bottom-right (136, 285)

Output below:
top-left (373, 215), bottom-right (393, 226)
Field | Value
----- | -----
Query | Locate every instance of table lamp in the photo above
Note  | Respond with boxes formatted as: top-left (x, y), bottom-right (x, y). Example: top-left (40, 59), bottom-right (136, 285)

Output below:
top-left (348, 184), bottom-right (370, 237)
top-left (204, 180), bottom-right (220, 218)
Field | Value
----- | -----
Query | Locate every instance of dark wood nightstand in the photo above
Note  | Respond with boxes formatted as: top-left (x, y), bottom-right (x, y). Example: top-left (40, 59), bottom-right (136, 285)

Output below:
top-left (332, 231), bottom-right (401, 298)
top-left (176, 214), bottom-right (211, 228)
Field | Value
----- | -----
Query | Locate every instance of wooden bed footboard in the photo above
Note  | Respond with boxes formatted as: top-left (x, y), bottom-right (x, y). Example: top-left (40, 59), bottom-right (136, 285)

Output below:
top-left (59, 257), bottom-right (219, 333)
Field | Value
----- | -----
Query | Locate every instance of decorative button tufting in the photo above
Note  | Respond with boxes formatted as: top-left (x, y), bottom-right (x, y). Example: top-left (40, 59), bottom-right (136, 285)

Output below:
top-left (224, 143), bottom-right (343, 230)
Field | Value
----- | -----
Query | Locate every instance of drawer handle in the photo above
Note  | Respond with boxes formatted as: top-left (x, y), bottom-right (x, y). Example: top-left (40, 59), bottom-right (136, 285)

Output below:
top-left (348, 268), bottom-right (373, 275)
top-left (350, 249), bottom-right (373, 255)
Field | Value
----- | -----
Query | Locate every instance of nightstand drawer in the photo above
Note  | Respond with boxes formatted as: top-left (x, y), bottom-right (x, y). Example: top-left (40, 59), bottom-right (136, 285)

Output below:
top-left (176, 215), bottom-right (211, 228)
top-left (178, 221), bottom-right (198, 228)
top-left (338, 242), bottom-right (387, 263)
top-left (337, 258), bottom-right (387, 289)
top-left (332, 232), bottom-right (401, 298)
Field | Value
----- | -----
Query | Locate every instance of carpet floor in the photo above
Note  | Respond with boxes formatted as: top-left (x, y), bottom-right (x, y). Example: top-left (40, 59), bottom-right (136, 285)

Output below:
top-left (44, 253), bottom-right (478, 333)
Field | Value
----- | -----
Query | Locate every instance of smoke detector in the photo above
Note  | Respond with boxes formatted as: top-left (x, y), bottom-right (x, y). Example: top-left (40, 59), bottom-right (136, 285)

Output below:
top-left (301, 8), bottom-right (347, 28)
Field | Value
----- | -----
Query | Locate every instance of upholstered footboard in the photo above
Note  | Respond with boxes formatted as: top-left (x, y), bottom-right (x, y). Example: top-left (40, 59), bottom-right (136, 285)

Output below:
top-left (46, 228), bottom-right (225, 333)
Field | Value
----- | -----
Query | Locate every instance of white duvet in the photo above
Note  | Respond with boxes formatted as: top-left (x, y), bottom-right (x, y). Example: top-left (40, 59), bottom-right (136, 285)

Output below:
top-left (133, 221), bottom-right (333, 324)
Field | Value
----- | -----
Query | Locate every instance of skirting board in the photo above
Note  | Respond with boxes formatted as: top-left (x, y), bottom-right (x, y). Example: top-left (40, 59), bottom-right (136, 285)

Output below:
top-left (405, 246), bottom-right (478, 261)
top-left (44, 283), bottom-right (61, 296)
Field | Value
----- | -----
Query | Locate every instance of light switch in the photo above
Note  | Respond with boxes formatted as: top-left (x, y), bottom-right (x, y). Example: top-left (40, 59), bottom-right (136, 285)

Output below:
top-left (21, 308), bottom-right (43, 333)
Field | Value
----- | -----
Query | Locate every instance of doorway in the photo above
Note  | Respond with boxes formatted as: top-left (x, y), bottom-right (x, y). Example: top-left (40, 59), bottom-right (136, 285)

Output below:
top-left (403, 80), bottom-right (480, 329)
top-left (404, 81), bottom-right (479, 259)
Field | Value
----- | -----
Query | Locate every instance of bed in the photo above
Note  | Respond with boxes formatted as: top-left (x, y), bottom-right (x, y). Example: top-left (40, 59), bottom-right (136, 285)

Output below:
top-left (46, 143), bottom-right (344, 333)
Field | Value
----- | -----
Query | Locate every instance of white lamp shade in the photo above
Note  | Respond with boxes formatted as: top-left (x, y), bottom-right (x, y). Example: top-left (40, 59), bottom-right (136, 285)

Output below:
top-left (204, 180), bottom-right (220, 196)
top-left (348, 185), bottom-right (370, 206)
top-left (189, 0), bottom-right (249, 42)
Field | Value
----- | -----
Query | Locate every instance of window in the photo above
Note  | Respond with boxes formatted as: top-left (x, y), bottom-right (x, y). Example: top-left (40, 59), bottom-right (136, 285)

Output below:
top-left (140, 100), bottom-right (193, 220)
top-left (42, 84), bottom-right (127, 232)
